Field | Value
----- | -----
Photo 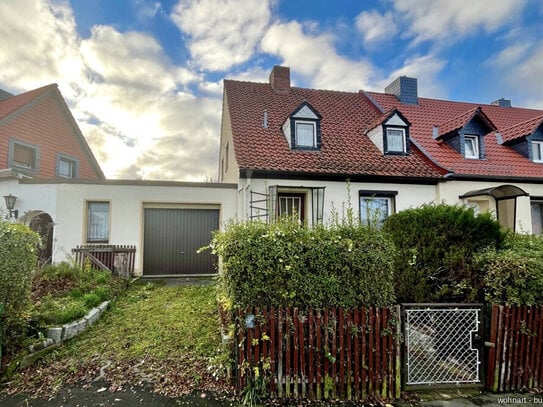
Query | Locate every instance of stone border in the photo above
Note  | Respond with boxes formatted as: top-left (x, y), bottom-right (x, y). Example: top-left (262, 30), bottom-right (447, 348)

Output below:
top-left (29, 300), bottom-right (110, 352)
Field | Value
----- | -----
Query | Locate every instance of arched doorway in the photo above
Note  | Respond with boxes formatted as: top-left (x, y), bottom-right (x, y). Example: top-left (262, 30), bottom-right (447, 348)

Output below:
top-left (20, 210), bottom-right (54, 265)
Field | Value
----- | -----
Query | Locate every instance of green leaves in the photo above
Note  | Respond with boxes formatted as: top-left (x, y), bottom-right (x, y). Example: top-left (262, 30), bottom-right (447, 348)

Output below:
top-left (210, 219), bottom-right (396, 308)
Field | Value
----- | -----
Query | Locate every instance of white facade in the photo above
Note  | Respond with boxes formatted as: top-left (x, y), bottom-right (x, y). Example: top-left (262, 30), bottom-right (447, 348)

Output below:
top-left (0, 178), bottom-right (237, 275)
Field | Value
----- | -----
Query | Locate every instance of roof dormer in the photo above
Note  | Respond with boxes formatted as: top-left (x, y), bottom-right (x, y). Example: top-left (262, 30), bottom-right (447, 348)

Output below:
top-left (366, 109), bottom-right (411, 156)
top-left (282, 102), bottom-right (322, 150)
top-left (497, 115), bottom-right (543, 163)
top-left (434, 106), bottom-right (496, 160)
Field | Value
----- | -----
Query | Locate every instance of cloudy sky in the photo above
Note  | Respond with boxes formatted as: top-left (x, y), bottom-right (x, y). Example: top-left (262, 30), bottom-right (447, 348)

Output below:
top-left (0, 0), bottom-right (542, 181)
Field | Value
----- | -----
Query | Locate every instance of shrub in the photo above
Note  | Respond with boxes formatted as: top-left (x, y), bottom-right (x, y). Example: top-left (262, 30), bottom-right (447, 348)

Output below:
top-left (208, 218), bottom-right (396, 308)
top-left (476, 234), bottom-right (543, 305)
top-left (0, 219), bottom-right (40, 351)
top-left (382, 203), bottom-right (505, 303)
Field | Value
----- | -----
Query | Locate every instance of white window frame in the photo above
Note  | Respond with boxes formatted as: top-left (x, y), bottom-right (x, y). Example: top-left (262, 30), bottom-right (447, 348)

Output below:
top-left (385, 127), bottom-right (406, 153)
top-left (464, 135), bottom-right (480, 159)
top-left (294, 121), bottom-right (317, 148)
top-left (359, 195), bottom-right (394, 227)
top-left (532, 140), bottom-right (543, 163)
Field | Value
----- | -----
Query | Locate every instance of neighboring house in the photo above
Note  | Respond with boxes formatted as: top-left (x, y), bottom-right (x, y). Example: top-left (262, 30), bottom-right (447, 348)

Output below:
top-left (219, 66), bottom-right (543, 233)
top-left (0, 84), bottom-right (104, 180)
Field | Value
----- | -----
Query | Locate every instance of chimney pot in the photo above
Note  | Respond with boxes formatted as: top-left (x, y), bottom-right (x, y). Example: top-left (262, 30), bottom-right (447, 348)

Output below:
top-left (269, 66), bottom-right (290, 93)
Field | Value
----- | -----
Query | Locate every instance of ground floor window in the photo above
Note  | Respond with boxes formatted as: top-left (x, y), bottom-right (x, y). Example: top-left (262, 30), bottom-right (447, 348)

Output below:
top-left (86, 201), bottom-right (110, 243)
top-left (531, 200), bottom-right (543, 235)
top-left (359, 190), bottom-right (397, 227)
top-left (278, 193), bottom-right (305, 221)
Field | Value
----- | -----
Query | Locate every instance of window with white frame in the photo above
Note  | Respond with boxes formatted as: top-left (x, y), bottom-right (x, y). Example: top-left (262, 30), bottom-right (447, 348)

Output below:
top-left (86, 201), bottom-right (110, 243)
top-left (385, 128), bottom-right (406, 153)
top-left (531, 200), bottom-right (543, 235)
top-left (359, 191), bottom-right (397, 227)
top-left (533, 141), bottom-right (543, 163)
top-left (295, 121), bottom-right (316, 148)
top-left (464, 135), bottom-right (479, 159)
top-left (57, 156), bottom-right (78, 178)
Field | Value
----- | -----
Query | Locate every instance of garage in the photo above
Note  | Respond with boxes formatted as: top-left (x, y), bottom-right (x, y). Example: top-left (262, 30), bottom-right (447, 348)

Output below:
top-left (143, 206), bottom-right (220, 276)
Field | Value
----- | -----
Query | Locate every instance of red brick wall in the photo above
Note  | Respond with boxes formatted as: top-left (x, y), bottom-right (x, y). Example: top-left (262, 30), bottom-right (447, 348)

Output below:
top-left (0, 91), bottom-right (102, 179)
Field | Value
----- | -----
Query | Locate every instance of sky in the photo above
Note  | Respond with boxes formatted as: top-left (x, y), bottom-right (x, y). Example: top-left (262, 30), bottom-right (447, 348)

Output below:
top-left (0, 0), bottom-right (542, 181)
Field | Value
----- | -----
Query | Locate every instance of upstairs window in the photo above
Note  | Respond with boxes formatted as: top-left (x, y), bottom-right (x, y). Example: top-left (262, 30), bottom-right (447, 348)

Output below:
top-left (57, 155), bottom-right (78, 178)
top-left (385, 128), bottom-right (406, 153)
top-left (464, 135), bottom-right (480, 159)
top-left (9, 139), bottom-right (39, 170)
top-left (295, 121), bottom-right (317, 148)
top-left (533, 141), bottom-right (543, 163)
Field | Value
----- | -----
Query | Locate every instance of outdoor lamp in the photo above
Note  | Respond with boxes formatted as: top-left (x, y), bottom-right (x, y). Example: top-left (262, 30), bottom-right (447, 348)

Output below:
top-left (4, 194), bottom-right (18, 219)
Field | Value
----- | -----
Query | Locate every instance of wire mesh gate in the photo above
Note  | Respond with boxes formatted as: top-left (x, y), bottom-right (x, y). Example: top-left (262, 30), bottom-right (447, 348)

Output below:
top-left (403, 304), bottom-right (483, 387)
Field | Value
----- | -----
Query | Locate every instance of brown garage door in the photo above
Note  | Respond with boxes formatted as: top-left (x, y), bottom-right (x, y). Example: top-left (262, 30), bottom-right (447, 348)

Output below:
top-left (143, 207), bottom-right (219, 275)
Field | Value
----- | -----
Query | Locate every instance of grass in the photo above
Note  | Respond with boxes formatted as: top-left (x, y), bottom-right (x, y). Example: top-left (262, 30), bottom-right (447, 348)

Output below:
top-left (7, 281), bottom-right (229, 398)
top-left (31, 262), bottom-right (128, 326)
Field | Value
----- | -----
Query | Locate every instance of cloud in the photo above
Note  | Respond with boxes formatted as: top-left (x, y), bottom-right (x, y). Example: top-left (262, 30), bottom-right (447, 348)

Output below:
top-left (261, 21), bottom-right (376, 91)
top-left (391, 0), bottom-right (527, 44)
top-left (170, 0), bottom-right (273, 71)
top-left (355, 10), bottom-right (398, 45)
top-left (508, 42), bottom-right (543, 107)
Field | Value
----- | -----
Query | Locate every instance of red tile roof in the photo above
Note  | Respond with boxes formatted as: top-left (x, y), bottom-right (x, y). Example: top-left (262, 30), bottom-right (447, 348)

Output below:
top-left (435, 106), bottom-right (496, 139)
top-left (367, 92), bottom-right (543, 178)
top-left (224, 80), bottom-right (445, 179)
top-left (499, 114), bottom-right (543, 144)
top-left (0, 84), bottom-right (56, 120)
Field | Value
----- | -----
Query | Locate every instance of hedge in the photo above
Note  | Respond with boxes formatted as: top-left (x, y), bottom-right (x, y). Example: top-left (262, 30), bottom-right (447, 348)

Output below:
top-left (208, 219), bottom-right (396, 308)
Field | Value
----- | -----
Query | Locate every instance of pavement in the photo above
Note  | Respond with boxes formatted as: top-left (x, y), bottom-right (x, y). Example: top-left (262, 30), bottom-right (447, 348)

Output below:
top-left (406, 389), bottom-right (543, 407)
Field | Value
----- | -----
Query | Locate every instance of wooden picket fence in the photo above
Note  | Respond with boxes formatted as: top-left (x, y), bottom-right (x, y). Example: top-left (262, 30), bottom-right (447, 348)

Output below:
top-left (486, 304), bottom-right (543, 392)
top-left (235, 306), bottom-right (401, 402)
top-left (72, 244), bottom-right (136, 278)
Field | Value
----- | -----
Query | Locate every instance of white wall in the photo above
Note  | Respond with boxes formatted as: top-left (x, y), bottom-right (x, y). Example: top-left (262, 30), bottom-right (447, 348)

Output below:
top-left (239, 177), bottom-right (437, 224)
top-left (9, 180), bottom-right (237, 275)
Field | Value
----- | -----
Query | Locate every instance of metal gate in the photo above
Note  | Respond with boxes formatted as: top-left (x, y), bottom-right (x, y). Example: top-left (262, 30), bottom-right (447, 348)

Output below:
top-left (403, 304), bottom-right (483, 387)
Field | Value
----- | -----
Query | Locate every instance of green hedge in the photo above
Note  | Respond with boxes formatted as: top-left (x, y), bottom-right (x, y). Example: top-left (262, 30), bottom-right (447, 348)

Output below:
top-left (382, 203), bottom-right (505, 303)
top-left (475, 234), bottom-right (543, 306)
top-left (0, 219), bottom-right (40, 351)
top-left (208, 219), bottom-right (396, 308)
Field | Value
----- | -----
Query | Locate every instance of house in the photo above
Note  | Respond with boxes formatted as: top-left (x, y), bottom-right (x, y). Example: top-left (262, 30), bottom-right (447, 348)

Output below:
top-left (0, 84), bottom-right (104, 180)
top-left (219, 66), bottom-right (543, 233)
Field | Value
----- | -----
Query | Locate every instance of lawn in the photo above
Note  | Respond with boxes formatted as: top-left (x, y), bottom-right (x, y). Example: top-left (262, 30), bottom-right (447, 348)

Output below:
top-left (4, 281), bottom-right (231, 398)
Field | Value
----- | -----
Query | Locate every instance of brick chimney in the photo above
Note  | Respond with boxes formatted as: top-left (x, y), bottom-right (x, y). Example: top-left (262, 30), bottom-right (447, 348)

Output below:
top-left (269, 66), bottom-right (290, 93)
top-left (385, 76), bottom-right (418, 105)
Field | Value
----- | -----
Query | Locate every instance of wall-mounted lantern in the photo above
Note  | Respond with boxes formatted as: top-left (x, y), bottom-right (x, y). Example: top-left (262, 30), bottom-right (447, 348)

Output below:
top-left (4, 194), bottom-right (18, 219)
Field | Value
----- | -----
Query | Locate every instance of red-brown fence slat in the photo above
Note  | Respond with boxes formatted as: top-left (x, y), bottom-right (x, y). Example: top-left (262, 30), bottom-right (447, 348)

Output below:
top-left (307, 309), bottom-right (315, 400)
top-left (277, 309), bottom-right (284, 398)
top-left (361, 307), bottom-right (367, 398)
top-left (524, 306), bottom-right (534, 389)
top-left (269, 307), bottom-right (277, 397)
top-left (381, 308), bottom-right (388, 399)
top-left (285, 307), bottom-right (291, 398)
top-left (353, 309), bottom-right (360, 400)
top-left (293, 308), bottom-right (299, 399)
top-left (331, 308), bottom-right (338, 399)
top-left (486, 305), bottom-right (499, 389)
top-left (537, 307), bottom-right (543, 388)
top-left (346, 310), bottom-right (353, 400)
top-left (299, 309), bottom-right (306, 398)
top-left (338, 309), bottom-right (345, 399)
top-left (368, 307), bottom-right (375, 395)
top-left (323, 309), bottom-right (330, 399)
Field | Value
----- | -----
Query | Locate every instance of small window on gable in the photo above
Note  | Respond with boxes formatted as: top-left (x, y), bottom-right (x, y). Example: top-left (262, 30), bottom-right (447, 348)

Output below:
top-left (283, 102), bottom-right (321, 150)
top-left (295, 121), bottom-right (316, 148)
top-left (385, 128), bottom-right (406, 153)
top-left (57, 155), bottom-right (78, 178)
top-left (533, 141), bottom-right (543, 163)
top-left (464, 135), bottom-right (479, 159)
top-left (9, 139), bottom-right (39, 170)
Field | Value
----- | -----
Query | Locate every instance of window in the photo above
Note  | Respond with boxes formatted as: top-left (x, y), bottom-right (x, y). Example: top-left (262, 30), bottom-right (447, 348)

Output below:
top-left (9, 140), bottom-right (39, 170)
top-left (531, 200), bottom-right (543, 235)
top-left (295, 121), bottom-right (316, 148)
top-left (464, 135), bottom-right (479, 159)
top-left (86, 202), bottom-right (110, 243)
top-left (278, 193), bottom-right (305, 221)
top-left (385, 128), bottom-right (406, 153)
top-left (533, 141), bottom-right (543, 163)
top-left (57, 155), bottom-right (78, 178)
top-left (359, 190), bottom-right (397, 227)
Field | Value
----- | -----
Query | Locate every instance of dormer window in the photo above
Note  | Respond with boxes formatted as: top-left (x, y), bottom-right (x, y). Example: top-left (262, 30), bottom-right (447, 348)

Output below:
top-left (464, 135), bottom-right (480, 159)
top-left (295, 121), bottom-right (317, 148)
top-left (283, 102), bottom-right (321, 150)
top-left (533, 141), bottom-right (543, 163)
top-left (385, 128), bottom-right (406, 154)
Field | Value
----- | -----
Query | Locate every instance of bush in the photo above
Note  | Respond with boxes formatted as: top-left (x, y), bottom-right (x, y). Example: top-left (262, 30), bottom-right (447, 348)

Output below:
top-left (476, 234), bottom-right (543, 305)
top-left (0, 219), bottom-right (40, 351)
top-left (382, 203), bottom-right (505, 303)
top-left (208, 218), bottom-right (396, 308)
